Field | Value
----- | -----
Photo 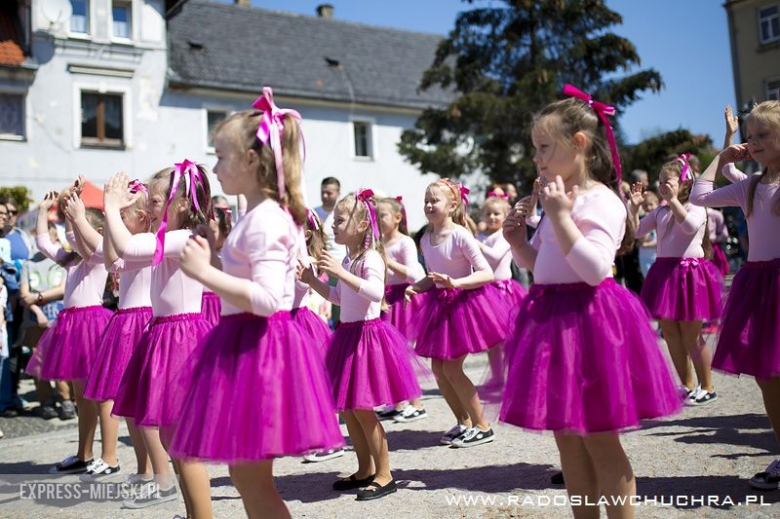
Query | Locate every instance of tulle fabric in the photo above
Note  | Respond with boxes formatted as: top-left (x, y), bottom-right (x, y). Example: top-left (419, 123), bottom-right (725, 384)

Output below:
top-left (112, 313), bottom-right (211, 427)
top-left (640, 257), bottom-right (723, 321)
top-left (500, 279), bottom-right (682, 435)
top-left (291, 307), bottom-right (332, 354)
top-left (326, 318), bottom-right (423, 411)
top-left (712, 260), bottom-right (780, 380)
top-left (201, 291), bottom-right (222, 328)
top-left (413, 285), bottom-right (510, 359)
top-left (170, 312), bottom-right (344, 462)
top-left (84, 307), bottom-right (153, 401)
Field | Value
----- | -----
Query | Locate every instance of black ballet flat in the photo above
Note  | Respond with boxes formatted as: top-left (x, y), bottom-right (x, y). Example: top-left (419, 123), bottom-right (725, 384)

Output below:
top-left (332, 473), bottom-right (375, 491)
top-left (356, 480), bottom-right (397, 501)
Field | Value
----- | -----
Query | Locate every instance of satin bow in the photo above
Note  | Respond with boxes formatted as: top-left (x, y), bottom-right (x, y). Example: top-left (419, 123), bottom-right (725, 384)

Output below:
top-left (153, 159), bottom-right (204, 266)
top-left (306, 208), bottom-right (321, 231)
top-left (356, 188), bottom-right (379, 241)
top-left (677, 153), bottom-right (692, 182)
top-left (252, 87), bottom-right (303, 200)
top-left (486, 190), bottom-right (509, 200)
top-left (680, 257), bottom-right (701, 270)
top-left (562, 84), bottom-right (623, 184)
top-left (394, 196), bottom-right (408, 229)
top-left (128, 179), bottom-right (147, 195)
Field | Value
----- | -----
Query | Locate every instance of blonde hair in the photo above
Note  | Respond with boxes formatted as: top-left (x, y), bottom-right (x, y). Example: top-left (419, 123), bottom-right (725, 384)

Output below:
top-left (534, 98), bottom-right (634, 255)
top-left (428, 178), bottom-right (468, 228)
top-left (336, 193), bottom-right (388, 311)
top-left (148, 165), bottom-right (212, 231)
top-left (482, 196), bottom-right (510, 218)
top-left (215, 111), bottom-right (306, 226)
top-left (745, 100), bottom-right (780, 217)
top-left (304, 210), bottom-right (327, 260)
top-left (377, 197), bottom-right (408, 236)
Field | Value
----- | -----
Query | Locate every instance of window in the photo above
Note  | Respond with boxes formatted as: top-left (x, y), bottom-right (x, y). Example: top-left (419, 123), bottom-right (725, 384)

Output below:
top-left (206, 109), bottom-right (229, 149)
top-left (768, 78), bottom-right (780, 100)
top-left (81, 92), bottom-right (124, 147)
top-left (0, 93), bottom-right (25, 140)
top-left (70, 0), bottom-right (89, 34)
top-left (759, 5), bottom-right (780, 44)
top-left (353, 121), bottom-right (373, 158)
top-left (112, 1), bottom-right (132, 39)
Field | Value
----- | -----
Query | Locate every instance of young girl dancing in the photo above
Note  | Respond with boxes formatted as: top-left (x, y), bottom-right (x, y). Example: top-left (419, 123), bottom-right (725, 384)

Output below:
top-left (632, 155), bottom-right (723, 405)
top-left (169, 89), bottom-right (344, 517)
top-left (407, 179), bottom-right (508, 448)
top-left (691, 100), bottom-right (780, 490)
top-left (299, 189), bottom-right (422, 501)
top-left (501, 87), bottom-right (681, 519)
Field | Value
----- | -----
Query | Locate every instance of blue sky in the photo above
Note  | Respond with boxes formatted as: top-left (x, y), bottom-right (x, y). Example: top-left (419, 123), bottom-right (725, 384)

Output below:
top-left (216, 0), bottom-right (734, 145)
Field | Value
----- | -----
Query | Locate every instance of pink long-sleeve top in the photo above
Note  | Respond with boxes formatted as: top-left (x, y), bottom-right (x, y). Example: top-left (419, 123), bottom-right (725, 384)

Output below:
top-left (36, 232), bottom-right (108, 309)
top-left (327, 249), bottom-right (385, 323)
top-left (691, 178), bottom-right (780, 261)
top-left (293, 254), bottom-right (317, 309)
top-left (109, 257), bottom-right (152, 310)
top-left (477, 231), bottom-right (513, 281)
top-left (523, 186), bottom-right (626, 286)
top-left (385, 235), bottom-right (424, 285)
top-left (635, 203), bottom-right (707, 258)
top-left (421, 226), bottom-right (492, 288)
top-left (123, 230), bottom-right (202, 317)
top-left (723, 163), bottom-right (749, 183)
top-left (707, 209), bottom-right (729, 244)
top-left (220, 199), bottom-right (300, 316)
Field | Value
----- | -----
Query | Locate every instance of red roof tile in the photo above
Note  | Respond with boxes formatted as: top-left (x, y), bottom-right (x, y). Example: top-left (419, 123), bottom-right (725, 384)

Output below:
top-left (0, 9), bottom-right (24, 67)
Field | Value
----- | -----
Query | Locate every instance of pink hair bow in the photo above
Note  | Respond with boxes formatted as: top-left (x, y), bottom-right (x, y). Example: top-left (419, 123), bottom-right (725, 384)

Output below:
top-left (457, 183), bottom-right (470, 209)
top-left (306, 208), bottom-right (321, 231)
top-left (562, 84), bottom-right (623, 184)
top-left (356, 188), bottom-right (379, 241)
top-left (153, 159), bottom-right (204, 266)
top-left (252, 87), bottom-right (303, 201)
top-left (486, 190), bottom-right (509, 200)
top-left (395, 196), bottom-right (408, 227)
top-left (677, 152), bottom-right (692, 182)
top-left (128, 179), bottom-right (148, 195)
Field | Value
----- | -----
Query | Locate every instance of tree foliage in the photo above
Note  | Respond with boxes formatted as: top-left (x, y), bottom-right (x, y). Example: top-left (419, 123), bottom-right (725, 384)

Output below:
top-left (400, 0), bottom-right (664, 190)
top-left (622, 129), bottom-right (713, 185)
top-left (0, 186), bottom-right (34, 213)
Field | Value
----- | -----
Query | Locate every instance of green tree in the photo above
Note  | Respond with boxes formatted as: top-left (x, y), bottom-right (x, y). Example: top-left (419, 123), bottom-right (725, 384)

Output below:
top-left (400, 0), bottom-right (663, 190)
top-left (0, 186), bottom-right (34, 213)
top-left (622, 129), bottom-right (713, 186)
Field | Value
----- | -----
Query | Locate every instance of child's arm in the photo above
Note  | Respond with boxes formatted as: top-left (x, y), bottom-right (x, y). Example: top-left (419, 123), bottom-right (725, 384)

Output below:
top-left (298, 259), bottom-right (333, 301)
top-left (431, 230), bottom-right (493, 290)
top-left (103, 173), bottom-right (148, 260)
top-left (319, 250), bottom-right (384, 304)
top-left (690, 146), bottom-right (749, 208)
top-left (387, 239), bottom-right (421, 282)
top-left (503, 206), bottom-right (537, 271)
top-left (316, 250), bottom-right (371, 297)
top-left (723, 105), bottom-right (739, 150)
top-left (64, 193), bottom-right (101, 258)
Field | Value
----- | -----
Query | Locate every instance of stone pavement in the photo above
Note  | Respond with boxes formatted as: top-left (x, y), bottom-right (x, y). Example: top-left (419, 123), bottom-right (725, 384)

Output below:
top-left (1, 351), bottom-right (779, 518)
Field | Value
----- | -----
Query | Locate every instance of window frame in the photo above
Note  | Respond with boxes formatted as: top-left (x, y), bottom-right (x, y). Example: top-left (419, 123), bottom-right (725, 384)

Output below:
top-left (767, 78), bottom-right (780, 101)
top-left (110, 0), bottom-right (134, 42)
top-left (350, 117), bottom-right (376, 161)
top-left (204, 107), bottom-right (232, 154)
top-left (0, 92), bottom-right (27, 142)
top-left (74, 83), bottom-right (132, 150)
top-left (758, 4), bottom-right (780, 45)
top-left (69, 0), bottom-right (92, 38)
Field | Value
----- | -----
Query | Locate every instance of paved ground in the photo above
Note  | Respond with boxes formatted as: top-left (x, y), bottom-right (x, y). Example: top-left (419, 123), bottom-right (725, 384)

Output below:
top-left (1, 345), bottom-right (780, 519)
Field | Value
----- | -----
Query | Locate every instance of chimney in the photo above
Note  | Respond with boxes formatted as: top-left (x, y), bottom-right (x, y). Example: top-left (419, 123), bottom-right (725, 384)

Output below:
top-left (316, 4), bottom-right (334, 19)
top-left (235, 0), bottom-right (251, 6)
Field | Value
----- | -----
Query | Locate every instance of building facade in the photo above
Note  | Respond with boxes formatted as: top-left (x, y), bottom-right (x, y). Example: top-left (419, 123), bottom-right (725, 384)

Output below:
top-left (0, 0), bottom-right (451, 230)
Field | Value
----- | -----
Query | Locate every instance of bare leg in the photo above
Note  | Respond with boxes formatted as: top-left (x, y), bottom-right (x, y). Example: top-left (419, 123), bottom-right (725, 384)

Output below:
top-left (97, 400), bottom-right (119, 466)
top-left (442, 357), bottom-right (489, 429)
top-left (658, 320), bottom-right (693, 389)
top-left (680, 321), bottom-right (713, 392)
top-left (353, 409), bottom-right (392, 487)
top-left (175, 459), bottom-right (212, 519)
top-left (72, 380), bottom-right (97, 461)
top-left (138, 427), bottom-right (175, 488)
top-left (757, 378), bottom-right (780, 445)
top-left (230, 461), bottom-right (290, 519)
top-left (126, 418), bottom-right (152, 476)
top-left (554, 433), bottom-right (599, 519)
top-left (340, 412), bottom-right (374, 479)
top-left (431, 359), bottom-right (470, 426)
top-left (582, 433), bottom-right (636, 519)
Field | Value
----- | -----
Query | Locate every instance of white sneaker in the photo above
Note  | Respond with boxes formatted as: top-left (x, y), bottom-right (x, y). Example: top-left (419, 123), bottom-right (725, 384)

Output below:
top-left (123, 473), bottom-right (155, 486)
top-left (394, 404), bottom-right (428, 423)
top-left (302, 448), bottom-right (346, 463)
top-left (451, 427), bottom-right (495, 448)
top-left (122, 482), bottom-right (178, 509)
top-left (79, 458), bottom-right (121, 482)
top-left (440, 424), bottom-right (468, 445)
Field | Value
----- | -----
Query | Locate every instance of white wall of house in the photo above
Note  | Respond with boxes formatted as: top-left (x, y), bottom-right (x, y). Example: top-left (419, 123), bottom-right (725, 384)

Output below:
top-left (1, 0), bottom-right (439, 230)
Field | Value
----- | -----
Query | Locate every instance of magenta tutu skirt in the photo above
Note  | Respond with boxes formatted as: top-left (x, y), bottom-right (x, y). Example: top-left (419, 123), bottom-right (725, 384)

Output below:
top-left (112, 313), bottom-right (211, 427)
top-left (414, 285), bottom-right (510, 359)
top-left (500, 279), bottom-right (681, 435)
top-left (712, 260), bottom-right (780, 380)
top-left (201, 291), bottom-right (221, 328)
top-left (170, 312), bottom-right (344, 462)
top-left (380, 283), bottom-right (422, 341)
top-left (327, 318), bottom-right (423, 411)
top-left (38, 306), bottom-right (113, 381)
top-left (640, 257), bottom-right (723, 321)
top-left (711, 244), bottom-right (731, 276)
top-left (291, 307), bottom-right (332, 353)
top-left (84, 307), bottom-right (153, 402)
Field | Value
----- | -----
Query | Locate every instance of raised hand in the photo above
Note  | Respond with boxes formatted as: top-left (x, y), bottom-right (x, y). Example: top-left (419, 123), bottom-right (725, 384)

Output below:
top-left (103, 172), bottom-right (137, 210)
top-left (539, 175), bottom-right (578, 222)
top-left (725, 105), bottom-right (739, 138)
top-left (180, 235), bottom-right (212, 279)
top-left (720, 143), bottom-right (751, 164)
top-left (503, 206), bottom-right (527, 247)
top-left (317, 250), bottom-right (345, 278)
top-left (297, 258), bottom-right (317, 285)
top-left (629, 182), bottom-right (645, 212)
top-left (429, 272), bottom-right (459, 289)
top-left (39, 191), bottom-right (59, 211)
top-left (63, 192), bottom-right (86, 222)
